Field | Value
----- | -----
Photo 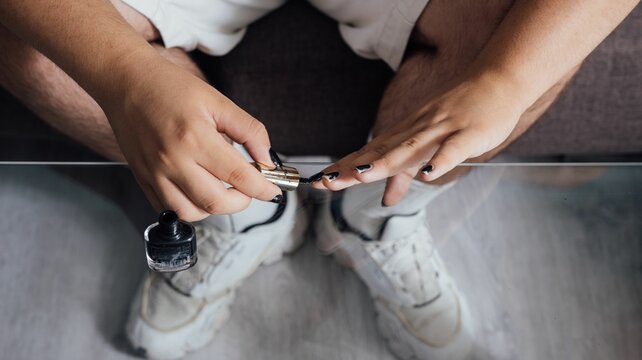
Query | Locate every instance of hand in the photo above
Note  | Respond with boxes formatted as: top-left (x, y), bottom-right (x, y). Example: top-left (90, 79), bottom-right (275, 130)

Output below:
top-left (313, 73), bottom-right (527, 205)
top-left (104, 57), bottom-right (282, 221)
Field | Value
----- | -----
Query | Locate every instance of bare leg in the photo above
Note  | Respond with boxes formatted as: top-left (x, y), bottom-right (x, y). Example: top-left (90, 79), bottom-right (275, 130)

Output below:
top-left (0, 0), bottom-right (205, 161)
top-left (375, 0), bottom-right (582, 185)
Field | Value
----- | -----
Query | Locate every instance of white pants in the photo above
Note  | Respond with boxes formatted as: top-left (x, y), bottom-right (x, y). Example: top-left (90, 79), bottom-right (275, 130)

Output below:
top-left (122, 0), bottom-right (430, 70)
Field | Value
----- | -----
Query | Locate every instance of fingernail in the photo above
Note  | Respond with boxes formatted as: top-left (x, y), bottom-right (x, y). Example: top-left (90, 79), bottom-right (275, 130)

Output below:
top-left (323, 172), bottom-right (340, 182)
top-left (354, 164), bottom-right (373, 174)
top-left (270, 194), bottom-right (284, 204)
top-left (381, 198), bottom-right (389, 207)
top-left (308, 171), bottom-right (324, 182)
top-left (421, 164), bottom-right (433, 174)
top-left (269, 148), bottom-right (283, 168)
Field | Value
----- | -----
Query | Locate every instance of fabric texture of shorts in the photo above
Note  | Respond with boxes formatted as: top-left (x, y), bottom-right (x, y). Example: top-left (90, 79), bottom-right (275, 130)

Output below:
top-left (121, 0), bottom-right (430, 70)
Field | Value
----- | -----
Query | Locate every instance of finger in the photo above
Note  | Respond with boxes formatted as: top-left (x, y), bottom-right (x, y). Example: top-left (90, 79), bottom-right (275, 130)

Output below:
top-left (326, 123), bottom-right (448, 190)
top-left (421, 130), bottom-right (486, 182)
top-left (200, 136), bottom-right (282, 202)
top-left (315, 135), bottom-right (400, 191)
top-left (153, 176), bottom-right (211, 222)
top-left (382, 169), bottom-right (417, 207)
top-left (310, 150), bottom-right (368, 190)
top-left (318, 107), bottom-right (445, 191)
top-left (214, 98), bottom-right (274, 167)
top-left (352, 123), bottom-right (451, 185)
top-left (170, 164), bottom-right (252, 214)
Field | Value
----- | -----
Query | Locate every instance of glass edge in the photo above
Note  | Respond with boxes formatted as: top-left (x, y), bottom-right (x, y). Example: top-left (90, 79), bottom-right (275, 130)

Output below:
top-left (1, 161), bottom-right (642, 167)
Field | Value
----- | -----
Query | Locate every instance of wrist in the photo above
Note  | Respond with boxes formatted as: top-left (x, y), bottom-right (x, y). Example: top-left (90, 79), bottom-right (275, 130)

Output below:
top-left (463, 65), bottom-right (540, 112)
top-left (96, 47), bottom-right (167, 122)
top-left (93, 46), bottom-right (167, 118)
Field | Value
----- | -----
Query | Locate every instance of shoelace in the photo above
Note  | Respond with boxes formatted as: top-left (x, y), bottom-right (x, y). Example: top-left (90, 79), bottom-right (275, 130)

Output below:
top-left (366, 223), bottom-right (438, 304)
top-left (165, 223), bottom-right (239, 292)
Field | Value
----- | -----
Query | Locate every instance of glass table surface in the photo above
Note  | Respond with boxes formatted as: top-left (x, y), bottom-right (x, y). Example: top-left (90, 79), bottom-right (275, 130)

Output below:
top-left (0, 163), bottom-right (640, 360)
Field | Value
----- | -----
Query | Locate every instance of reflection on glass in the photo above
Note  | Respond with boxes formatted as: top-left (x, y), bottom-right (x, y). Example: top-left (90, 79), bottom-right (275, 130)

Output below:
top-left (0, 165), bottom-right (640, 359)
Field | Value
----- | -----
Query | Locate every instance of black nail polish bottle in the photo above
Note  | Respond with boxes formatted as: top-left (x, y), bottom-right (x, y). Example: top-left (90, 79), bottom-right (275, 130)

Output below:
top-left (144, 211), bottom-right (197, 272)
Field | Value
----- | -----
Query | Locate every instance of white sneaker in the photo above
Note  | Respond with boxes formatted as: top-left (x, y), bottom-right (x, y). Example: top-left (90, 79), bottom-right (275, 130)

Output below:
top-left (126, 191), bottom-right (307, 359)
top-left (316, 181), bottom-right (473, 360)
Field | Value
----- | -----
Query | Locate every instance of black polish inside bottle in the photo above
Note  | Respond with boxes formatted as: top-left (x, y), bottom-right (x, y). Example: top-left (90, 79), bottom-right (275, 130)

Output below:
top-left (144, 210), bottom-right (197, 272)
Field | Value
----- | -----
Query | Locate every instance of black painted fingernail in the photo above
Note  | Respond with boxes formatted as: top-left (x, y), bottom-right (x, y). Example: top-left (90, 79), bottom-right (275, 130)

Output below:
top-left (270, 194), bottom-right (284, 204)
top-left (421, 164), bottom-right (434, 174)
top-left (354, 164), bottom-right (373, 174)
top-left (323, 172), bottom-right (340, 182)
top-left (381, 198), bottom-right (389, 207)
top-left (308, 171), bottom-right (324, 182)
top-left (269, 148), bottom-right (283, 168)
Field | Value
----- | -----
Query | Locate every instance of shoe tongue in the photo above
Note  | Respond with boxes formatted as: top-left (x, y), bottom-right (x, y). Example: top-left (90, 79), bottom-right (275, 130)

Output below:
top-left (340, 180), bottom-right (449, 240)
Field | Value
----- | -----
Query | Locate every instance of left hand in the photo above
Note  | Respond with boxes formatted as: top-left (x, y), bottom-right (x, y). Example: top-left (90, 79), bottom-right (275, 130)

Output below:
top-left (312, 73), bottom-right (528, 205)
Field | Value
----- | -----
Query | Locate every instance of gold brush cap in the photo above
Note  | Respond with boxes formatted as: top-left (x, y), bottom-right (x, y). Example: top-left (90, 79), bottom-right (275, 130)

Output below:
top-left (252, 162), bottom-right (301, 191)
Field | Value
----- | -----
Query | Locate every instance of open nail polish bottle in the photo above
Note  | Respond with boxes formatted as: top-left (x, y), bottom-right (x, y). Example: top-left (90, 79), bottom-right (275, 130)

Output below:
top-left (142, 162), bottom-right (304, 272)
top-left (144, 210), bottom-right (197, 272)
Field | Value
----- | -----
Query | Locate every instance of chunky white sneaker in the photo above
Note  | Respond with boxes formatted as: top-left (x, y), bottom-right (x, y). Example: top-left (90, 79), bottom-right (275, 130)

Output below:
top-left (126, 191), bottom-right (307, 359)
top-left (316, 181), bottom-right (473, 360)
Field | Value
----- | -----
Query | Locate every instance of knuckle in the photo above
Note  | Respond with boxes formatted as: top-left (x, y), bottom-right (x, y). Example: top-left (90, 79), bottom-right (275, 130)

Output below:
top-left (372, 144), bottom-right (389, 157)
top-left (156, 150), bottom-right (174, 170)
top-left (203, 199), bottom-right (222, 214)
top-left (250, 120), bottom-right (268, 137)
top-left (241, 118), bottom-right (267, 141)
top-left (354, 147), bottom-right (368, 157)
top-left (401, 137), bottom-right (420, 150)
top-left (398, 171), bottom-right (415, 182)
top-left (378, 155), bottom-right (393, 170)
top-left (173, 122), bottom-right (199, 147)
top-left (226, 167), bottom-right (248, 186)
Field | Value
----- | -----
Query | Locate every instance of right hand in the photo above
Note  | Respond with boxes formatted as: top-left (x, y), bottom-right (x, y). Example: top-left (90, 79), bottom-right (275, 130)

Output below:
top-left (104, 57), bottom-right (282, 221)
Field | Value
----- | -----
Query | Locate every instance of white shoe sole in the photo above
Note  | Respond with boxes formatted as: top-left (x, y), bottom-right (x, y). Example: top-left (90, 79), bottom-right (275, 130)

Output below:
top-left (315, 199), bottom-right (473, 360)
top-left (126, 276), bottom-right (236, 360)
top-left (127, 192), bottom-right (309, 359)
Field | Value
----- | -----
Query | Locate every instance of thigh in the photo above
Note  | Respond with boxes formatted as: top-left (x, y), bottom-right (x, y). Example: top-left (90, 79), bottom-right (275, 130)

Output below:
top-left (307, 0), bottom-right (430, 69)
top-left (411, 0), bottom-right (515, 63)
top-left (120, 0), bottom-right (286, 56)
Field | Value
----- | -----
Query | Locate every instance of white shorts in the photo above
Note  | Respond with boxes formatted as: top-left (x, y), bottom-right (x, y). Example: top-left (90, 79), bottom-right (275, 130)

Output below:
top-left (121, 0), bottom-right (430, 70)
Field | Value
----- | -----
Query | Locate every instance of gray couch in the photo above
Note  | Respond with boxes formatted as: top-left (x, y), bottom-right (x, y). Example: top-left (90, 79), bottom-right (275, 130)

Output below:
top-left (0, 1), bottom-right (640, 160)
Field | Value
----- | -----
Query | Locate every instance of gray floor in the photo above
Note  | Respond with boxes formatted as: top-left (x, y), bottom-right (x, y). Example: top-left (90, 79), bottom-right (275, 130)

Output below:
top-left (0, 165), bottom-right (640, 360)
